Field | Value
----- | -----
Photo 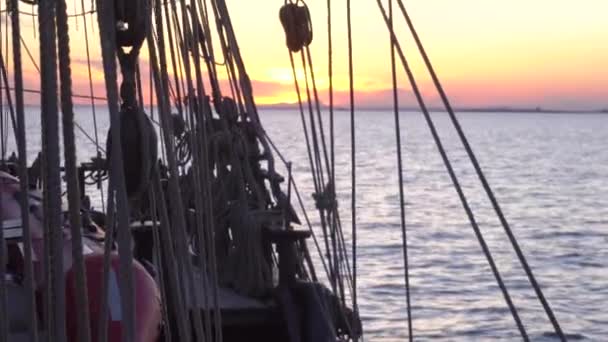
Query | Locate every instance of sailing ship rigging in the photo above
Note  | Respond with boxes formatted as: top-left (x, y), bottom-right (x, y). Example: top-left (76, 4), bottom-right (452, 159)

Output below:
top-left (0, 0), bottom-right (570, 341)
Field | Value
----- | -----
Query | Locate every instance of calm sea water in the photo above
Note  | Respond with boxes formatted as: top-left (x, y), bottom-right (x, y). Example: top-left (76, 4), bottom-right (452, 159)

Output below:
top-left (260, 110), bottom-right (608, 341)
top-left (14, 108), bottom-right (608, 341)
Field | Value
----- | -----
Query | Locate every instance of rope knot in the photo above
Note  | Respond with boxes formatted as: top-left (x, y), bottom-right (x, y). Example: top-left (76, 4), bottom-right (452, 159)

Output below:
top-left (313, 181), bottom-right (336, 211)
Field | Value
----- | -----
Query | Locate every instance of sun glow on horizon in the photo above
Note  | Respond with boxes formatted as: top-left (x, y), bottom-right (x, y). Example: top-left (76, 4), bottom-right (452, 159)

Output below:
top-left (1, 0), bottom-right (606, 110)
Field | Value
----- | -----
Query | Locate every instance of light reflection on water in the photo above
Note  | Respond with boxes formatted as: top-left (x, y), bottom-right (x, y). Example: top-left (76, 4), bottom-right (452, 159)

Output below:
top-left (261, 110), bottom-right (607, 341)
top-left (17, 108), bottom-right (608, 341)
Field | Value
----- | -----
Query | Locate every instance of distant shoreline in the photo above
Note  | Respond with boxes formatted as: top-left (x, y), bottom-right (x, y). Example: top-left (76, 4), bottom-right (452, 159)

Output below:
top-left (21, 104), bottom-right (608, 114)
top-left (256, 103), bottom-right (608, 114)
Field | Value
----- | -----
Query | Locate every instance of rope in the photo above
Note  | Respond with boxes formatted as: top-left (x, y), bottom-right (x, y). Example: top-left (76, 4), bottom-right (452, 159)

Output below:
top-left (388, 0), bottom-right (412, 339)
top-left (263, 131), bottom-right (333, 284)
top-left (187, 2), bottom-right (227, 338)
top-left (282, 0), bottom-right (355, 308)
top-left (214, 0), bottom-right (285, 311)
top-left (214, 0), bottom-right (279, 180)
top-left (287, 15), bottom-right (353, 303)
top-left (374, 1), bottom-right (529, 340)
top-left (257, 136), bottom-right (344, 335)
top-left (0, 205), bottom-right (6, 342)
top-left (333, 212), bottom-right (355, 295)
top-left (56, 0), bottom-right (92, 339)
top-left (96, 179), bottom-right (114, 342)
top-left (304, 48), bottom-right (333, 187)
top-left (147, 188), bottom-right (173, 342)
top-left (194, 0), bottom-right (222, 106)
top-left (167, 1), bottom-right (211, 339)
top-left (0, 59), bottom-right (19, 154)
top-left (6, 34), bottom-right (107, 154)
top-left (312, 44), bottom-right (352, 312)
top-left (0, 15), bottom-right (4, 161)
top-left (298, 52), bottom-right (335, 291)
top-left (29, 4), bottom-right (36, 39)
top-left (187, 2), bottom-right (223, 335)
top-left (280, 4), bottom-right (358, 337)
top-left (9, 0), bottom-right (39, 340)
top-left (19, 35), bottom-right (39, 72)
top-left (3, 7), bottom-right (7, 107)
top-left (0, 133), bottom-right (7, 342)
top-left (395, 2), bottom-right (566, 339)
top-left (5, 8), bottom-right (97, 18)
top-left (288, 52), bottom-right (320, 193)
top-left (0, 87), bottom-right (109, 153)
top-left (160, 0), bottom-right (184, 118)
top-left (303, 47), bottom-right (349, 302)
top-left (326, 2), bottom-right (350, 315)
top-left (38, 0), bottom-right (68, 339)
top-left (326, 0), bottom-right (334, 185)
top-left (148, 2), bottom-right (201, 340)
top-left (0, 5), bottom-right (2, 160)
top-left (79, 0), bottom-right (105, 211)
top-left (95, 0), bottom-right (137, 340)
top-left (213, 1), bottom-right (246, 117)
top-left (39, 55), bottom-right (52, 342)
top-left (346, 0), bottom-right (359, 326)
top-left (168, 3), bottom-right (189, 120)
top-left (72, 0), bottom-right (78, 30)
top-left (0, 23), bottom-right (18, 144)
top-left (1, 86), bottom-right (107, 100)
top-left (151, 170), bottom-right (192, 342)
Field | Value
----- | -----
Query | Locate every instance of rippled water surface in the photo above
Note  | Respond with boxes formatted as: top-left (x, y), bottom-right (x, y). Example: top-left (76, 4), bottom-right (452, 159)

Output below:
top-left (259, 110), bottom-right (608, 341)
top-left (19, 108), bottom-right (608, 341)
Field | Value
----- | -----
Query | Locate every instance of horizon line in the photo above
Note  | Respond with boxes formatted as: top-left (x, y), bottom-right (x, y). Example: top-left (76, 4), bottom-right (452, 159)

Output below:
top-left (256, 103), bottom-right (608, 114)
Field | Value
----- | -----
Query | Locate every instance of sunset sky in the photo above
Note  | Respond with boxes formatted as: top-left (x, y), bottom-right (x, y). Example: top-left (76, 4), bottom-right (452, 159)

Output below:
top-left (2, 0), bottom-right (607, 110)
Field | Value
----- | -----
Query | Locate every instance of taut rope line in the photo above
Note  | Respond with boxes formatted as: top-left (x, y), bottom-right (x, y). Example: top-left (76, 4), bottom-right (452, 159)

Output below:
top-left (395, 2), bottom-right (566, 339)
top-left (388, 0), bottom-right (412, 339)
top-left (375, 0), bottom-right (529, 339)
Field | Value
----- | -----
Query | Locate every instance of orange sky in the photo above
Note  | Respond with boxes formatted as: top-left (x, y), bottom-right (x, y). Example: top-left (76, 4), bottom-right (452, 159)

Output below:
top-left (2, 0), bottom-right (607, 110)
